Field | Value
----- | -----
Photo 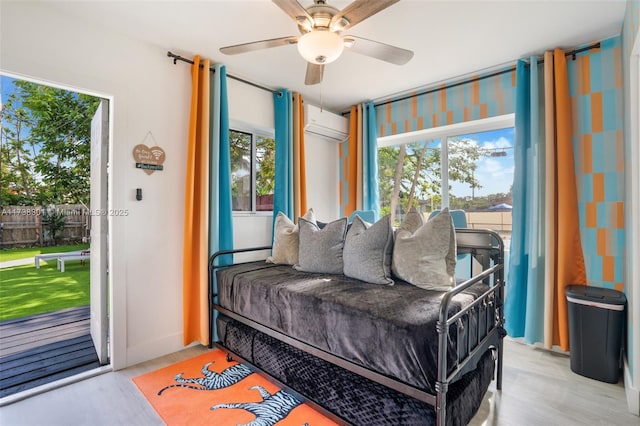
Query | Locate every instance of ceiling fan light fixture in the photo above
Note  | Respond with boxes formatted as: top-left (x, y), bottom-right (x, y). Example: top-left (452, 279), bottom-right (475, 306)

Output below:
top-left (295, 16), bottom-right (313, 32)
top-left (297, 30), bottom-right (344, 65)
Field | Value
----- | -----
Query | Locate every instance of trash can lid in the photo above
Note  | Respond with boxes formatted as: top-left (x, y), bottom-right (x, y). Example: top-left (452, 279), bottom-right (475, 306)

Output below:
top-left (566, 285), bottom-right (626, 306)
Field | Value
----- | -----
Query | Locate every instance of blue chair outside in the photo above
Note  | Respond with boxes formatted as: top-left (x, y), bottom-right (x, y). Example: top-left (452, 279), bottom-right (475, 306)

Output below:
top-left (348, 210), bottom-right (376, 224)
top-left (428, 209), bottom-right (468, 228)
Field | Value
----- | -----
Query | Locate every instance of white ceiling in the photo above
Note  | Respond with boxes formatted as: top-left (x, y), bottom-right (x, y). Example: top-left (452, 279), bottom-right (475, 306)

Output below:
top-left (45, 0), bottom-right (627, 112)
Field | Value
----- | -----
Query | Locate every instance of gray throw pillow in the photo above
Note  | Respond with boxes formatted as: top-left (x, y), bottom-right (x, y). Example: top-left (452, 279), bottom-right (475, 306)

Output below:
top-left (266, 209), bottom-right (315, 265)
top-left (343, 215), bottom-right (394, 285)
top-left (391, 208), bottom-right (456, 291)
top-left (294, 217), bottom-right (347, 274)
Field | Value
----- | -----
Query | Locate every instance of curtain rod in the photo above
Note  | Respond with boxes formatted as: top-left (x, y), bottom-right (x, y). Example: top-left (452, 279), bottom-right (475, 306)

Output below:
top-left (167, 51), bottom-right (277, 94)
top-left (373, 42), bottom-right (601, 109)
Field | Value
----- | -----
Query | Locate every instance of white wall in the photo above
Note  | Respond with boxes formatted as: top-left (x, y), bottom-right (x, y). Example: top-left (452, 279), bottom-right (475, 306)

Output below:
top-left (304, 133), bottom-right (340, 221)
top-left (0, 1), bottom-right (339, 369)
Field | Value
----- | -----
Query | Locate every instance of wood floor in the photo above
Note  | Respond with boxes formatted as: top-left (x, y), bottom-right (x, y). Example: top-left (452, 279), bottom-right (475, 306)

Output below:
top-left (0, 338), bottom-right (637, 425)
top-left (0, 306), bottom-right (101, 398)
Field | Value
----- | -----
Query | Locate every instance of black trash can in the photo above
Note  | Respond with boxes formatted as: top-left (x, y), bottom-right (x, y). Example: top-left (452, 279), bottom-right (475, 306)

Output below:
top-left (566, 285), bottom-right (626, 383)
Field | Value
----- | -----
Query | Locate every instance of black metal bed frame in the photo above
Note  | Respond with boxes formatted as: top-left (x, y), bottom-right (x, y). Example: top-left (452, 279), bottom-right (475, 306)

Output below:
top-left (208, 228), bottom-right (506, 426)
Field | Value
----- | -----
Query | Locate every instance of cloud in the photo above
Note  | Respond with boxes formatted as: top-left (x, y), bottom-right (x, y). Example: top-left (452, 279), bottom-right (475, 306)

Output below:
top-left (483, 136), bottom-right (512, 150)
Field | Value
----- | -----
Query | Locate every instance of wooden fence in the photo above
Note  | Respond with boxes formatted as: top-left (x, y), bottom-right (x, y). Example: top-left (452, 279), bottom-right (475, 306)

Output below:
top-left (0, 205), bottom-right (90, 248)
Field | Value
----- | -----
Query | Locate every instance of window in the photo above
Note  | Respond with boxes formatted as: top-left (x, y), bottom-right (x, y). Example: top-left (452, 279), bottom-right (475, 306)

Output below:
top-left (377, 116), bottom-right (515, 241)
top-left (230, 128), bottom-right (275, 212)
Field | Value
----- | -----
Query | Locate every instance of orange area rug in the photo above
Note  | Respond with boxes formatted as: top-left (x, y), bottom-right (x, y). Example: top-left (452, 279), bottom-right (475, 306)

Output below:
top-left (133, 349), bottom-right (338, 426)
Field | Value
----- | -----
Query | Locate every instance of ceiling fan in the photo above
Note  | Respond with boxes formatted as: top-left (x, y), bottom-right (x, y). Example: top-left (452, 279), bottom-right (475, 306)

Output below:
top-left (219, 0), bottom-right (414, 85)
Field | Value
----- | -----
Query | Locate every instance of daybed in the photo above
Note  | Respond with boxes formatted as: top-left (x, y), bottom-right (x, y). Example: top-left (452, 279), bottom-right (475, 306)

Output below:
top-left (208, 211), bottom-right (505, 426)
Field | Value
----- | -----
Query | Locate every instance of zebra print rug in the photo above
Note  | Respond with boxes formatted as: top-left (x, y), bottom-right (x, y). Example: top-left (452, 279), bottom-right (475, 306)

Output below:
top-left (133, 349), bottom-right (337, 426)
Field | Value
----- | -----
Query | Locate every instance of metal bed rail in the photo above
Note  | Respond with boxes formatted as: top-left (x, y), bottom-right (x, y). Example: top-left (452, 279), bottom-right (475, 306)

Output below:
top-left (436, 228), bottom-right (506, 426)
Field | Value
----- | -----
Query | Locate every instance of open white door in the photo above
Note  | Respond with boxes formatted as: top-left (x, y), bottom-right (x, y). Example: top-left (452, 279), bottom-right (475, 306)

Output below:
top-left (90, 99), bottom-right (109, 364)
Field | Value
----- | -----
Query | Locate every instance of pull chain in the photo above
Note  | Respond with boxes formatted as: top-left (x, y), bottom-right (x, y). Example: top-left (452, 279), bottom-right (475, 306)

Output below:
top-left (319, 78), bottom-right (324, 112)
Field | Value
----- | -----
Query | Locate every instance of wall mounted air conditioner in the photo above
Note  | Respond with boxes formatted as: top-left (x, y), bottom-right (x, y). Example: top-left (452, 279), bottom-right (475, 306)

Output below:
top-left (304, 104), bottom-right (349, 142)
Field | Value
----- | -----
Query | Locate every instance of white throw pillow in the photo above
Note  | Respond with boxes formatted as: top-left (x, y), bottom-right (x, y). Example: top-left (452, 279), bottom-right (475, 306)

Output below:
top-left (391, 208), bottom-right (456, 290)
top-left (266, 209), bottom-right (315, 265)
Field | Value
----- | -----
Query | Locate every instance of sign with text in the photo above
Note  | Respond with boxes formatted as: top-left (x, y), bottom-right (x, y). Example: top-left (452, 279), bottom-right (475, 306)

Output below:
top-left (133, 144), bottom-right (165, 175)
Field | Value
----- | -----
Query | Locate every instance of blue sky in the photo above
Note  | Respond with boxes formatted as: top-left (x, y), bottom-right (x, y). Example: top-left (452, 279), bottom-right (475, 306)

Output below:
top-left (1, 75), bottom-right (17, 105)
top-left (1, 75), bottom-right (33, 147)
top-left (450, 127), bottom-right (515, 198)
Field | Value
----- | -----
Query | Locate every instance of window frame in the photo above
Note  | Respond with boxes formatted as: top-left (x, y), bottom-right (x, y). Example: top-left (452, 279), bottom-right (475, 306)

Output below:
top-left (377, 114), bottom-right (515, 209)
top-left (229, 120), bottom-right (275, 217)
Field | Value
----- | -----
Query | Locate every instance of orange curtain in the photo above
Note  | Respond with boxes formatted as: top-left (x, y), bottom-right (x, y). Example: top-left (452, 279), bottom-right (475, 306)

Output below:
top-left (342, 105), bottom-right (359, 217)
top-left (293, 94), bottom-right (307, 217)
top-left (182, 56), bottom-right (211, 346)
top-left (355, 104), bottom-right (364, 211)
top-left (544, 49), bottom-right (587, 351)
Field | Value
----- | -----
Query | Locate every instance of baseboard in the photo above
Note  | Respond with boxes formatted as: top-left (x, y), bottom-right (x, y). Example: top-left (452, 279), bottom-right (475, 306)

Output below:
top-left (624, 358), bottom-right (640, 416)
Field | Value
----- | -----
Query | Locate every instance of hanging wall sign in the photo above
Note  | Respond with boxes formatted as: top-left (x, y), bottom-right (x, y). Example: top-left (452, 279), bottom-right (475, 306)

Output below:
top-left (133, 132), bottom-right (165, 175)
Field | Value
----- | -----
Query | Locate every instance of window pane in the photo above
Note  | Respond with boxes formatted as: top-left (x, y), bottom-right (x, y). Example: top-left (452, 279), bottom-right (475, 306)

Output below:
top-left (255, 135), bottom-right (275, 211)
top-left (230, 130), bottom-right (251, 211)
top-left (446, 128), bottom-right (514, 241)
top-left (378, 141), bottom-right (440, 227)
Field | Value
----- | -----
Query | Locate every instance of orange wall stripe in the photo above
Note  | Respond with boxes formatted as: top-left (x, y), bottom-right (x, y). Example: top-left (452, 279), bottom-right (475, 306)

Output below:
top-left (582, 134), bottom-right (593, 173)
top-left (597, 228), bottom-right (608, 256)
top-left (472, 79), bottom-right (480, 104)
top-left (579, 55), bottom-right (590, 95)
top-left (591, 92), bottom-right (603, 133)
top-left (615, 202), bottom-right (624, 228)
top-left (602, 255), bottom-right (615, 282)
top-left (616, 129), bottom-right (624, 172)
top-left (593, 173), bottom-right (604, 202)
top-left (614, 46), bottom-right (623, 88)
top-left (480, 103), bottom-right (488, 118)
top-left (385, 101), bottom-right (391, 125)
top-left (411, 94), bottom-right (418, 117)
top-left (586, 202), bottom-right (597, 227)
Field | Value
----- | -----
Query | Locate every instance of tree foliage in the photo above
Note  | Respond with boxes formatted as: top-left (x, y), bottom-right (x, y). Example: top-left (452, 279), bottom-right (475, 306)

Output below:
top-left (255, 136), bottom-right (275, 196)
top-left (229, 130), bottom-right (275, 210)
top-left (0, 94), bottom-right (38, 205)
top-left (379, 137), bottom-right (487, 224)
top-left (1, 79), bottom-right (100, 206)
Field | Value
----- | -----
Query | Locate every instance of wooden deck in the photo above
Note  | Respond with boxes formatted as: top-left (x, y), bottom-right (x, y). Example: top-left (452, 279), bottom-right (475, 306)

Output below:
top-left (0, 306), bottom-right (101, 398)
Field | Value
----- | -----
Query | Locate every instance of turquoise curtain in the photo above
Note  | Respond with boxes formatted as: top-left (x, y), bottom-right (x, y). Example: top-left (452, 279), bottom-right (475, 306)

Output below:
top-left (273, 89), bottom-right (294, 228)
top-left (209, 64), bottom-right (234, 266)
top-left (363, 102), bottom-right (381, 220)
top-left (209, 64), bottom-right (234, 343)
top-left (505, 58), bottom-right (545, 343)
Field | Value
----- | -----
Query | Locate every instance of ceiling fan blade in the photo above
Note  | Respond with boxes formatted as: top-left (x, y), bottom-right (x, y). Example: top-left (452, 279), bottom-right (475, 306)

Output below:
top-left (220, 36), bottom-right (298, 55)
top-left (272, 0), bottom-right (312, 25)
top-left (344, 35), bottom-right (413, 65)
top-left (331, 0), bottom-right (399, 31)
top-left (305, 63), bottom-right (324, 85)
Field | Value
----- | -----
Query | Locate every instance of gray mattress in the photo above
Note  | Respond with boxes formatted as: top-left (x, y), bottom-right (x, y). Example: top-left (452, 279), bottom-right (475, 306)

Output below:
top-left (216, 261), bottom-right (489, 394)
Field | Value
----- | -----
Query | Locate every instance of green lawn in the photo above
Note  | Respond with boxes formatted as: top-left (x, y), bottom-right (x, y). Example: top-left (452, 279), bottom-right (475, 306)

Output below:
top-left (0, 243), bottom-right (89, 262)
top-left (0, 261), bottom-right (90, 321)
